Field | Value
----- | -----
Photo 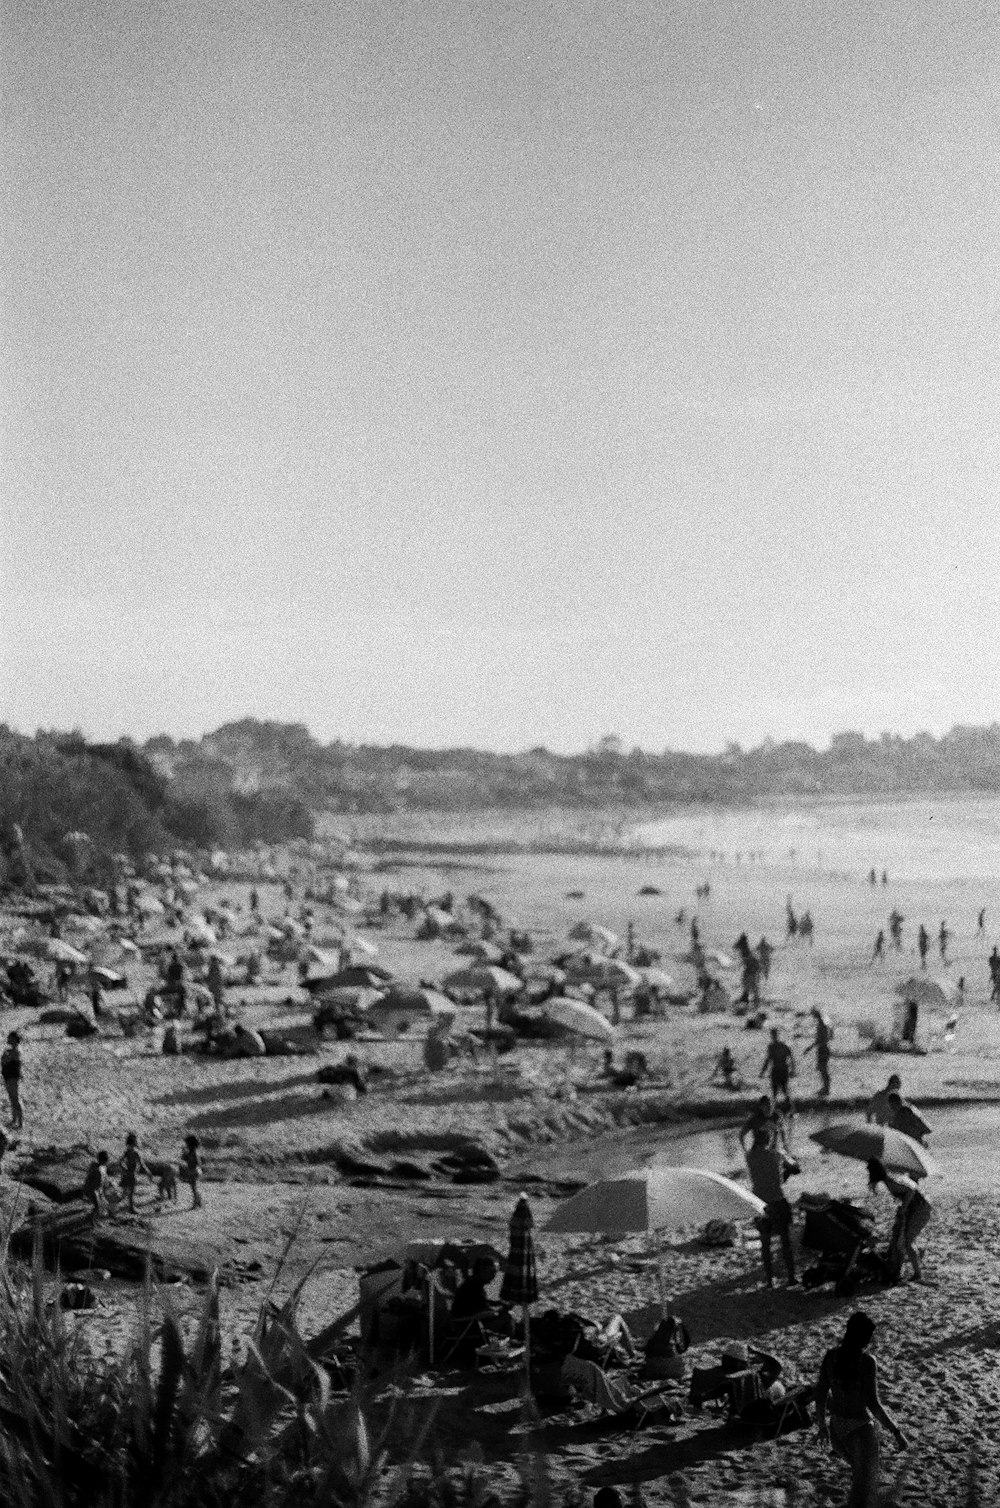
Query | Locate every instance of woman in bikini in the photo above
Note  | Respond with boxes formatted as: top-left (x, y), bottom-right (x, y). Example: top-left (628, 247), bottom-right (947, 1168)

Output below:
top-left (815, 1311), bottom-right (908, 1508)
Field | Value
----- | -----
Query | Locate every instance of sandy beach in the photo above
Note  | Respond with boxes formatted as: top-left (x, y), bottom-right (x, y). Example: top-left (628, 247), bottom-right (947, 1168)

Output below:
top-left (2, 804), bottom-right (1000, 1506)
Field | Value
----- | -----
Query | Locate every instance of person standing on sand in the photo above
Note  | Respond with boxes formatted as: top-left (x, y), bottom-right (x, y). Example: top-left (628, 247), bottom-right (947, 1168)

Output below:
top-left (180, 1134), bottom-right (203, 1209)
top-left (120, 1132), bottom-right (152, 1215)
top-left (917, 925), bottom-right (929, 969)
top-left (815, 1311), bottom-right (909, 1508)
top-left (978, 908), bottom-right (986, 936)
top-left (1, 1032), bottom-right (23, 1131)
top-left (760, 1027), bottom-right (795, 1113)
top-left (83, 1150), bottom-right (111, 1220)
top-left (938, 921), bottom-right (950, 963)
top-left (989, 947), bottom-right (1000, 1004)
top-left (757, 936), bottom-right (773, 981)
top-left (804, 1007), bottom-right (832, 1097)
top-left (871, 930), bottom-right (885, 962)
top-left (745, 1134), bottom-right (798, 1288)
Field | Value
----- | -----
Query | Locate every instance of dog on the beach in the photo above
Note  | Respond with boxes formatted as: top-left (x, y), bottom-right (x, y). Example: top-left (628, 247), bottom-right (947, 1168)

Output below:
top-left (147, 1160), bottom-right (178, 1203)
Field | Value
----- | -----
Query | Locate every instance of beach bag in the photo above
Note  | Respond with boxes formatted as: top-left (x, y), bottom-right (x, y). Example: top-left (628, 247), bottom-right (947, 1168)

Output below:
top-left (701, 1219), bottom-right (738, 1247)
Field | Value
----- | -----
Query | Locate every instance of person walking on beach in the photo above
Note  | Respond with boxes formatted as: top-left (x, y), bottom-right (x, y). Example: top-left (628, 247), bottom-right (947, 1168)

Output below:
top-left (760, 1027), bottom-right (795, 1113)
top-left (938, 921), bottom-right (950, 963)
top-left (868, 1160), bottom-right (932, 1283)
top-left (978, 907), bottom-right (986, 936)
top-left (799, 910), bottom-right (814, 945)
top-left (871, 929), bottom-right (885, 963)
top-left (1, 1032), bottom-right (23, 1131)
top-left (745, 1133), bottom-right (798, 1288)
top-left (989, 947), bottom-right (1000, 1004)
top-left (888, 910), bottom-right (903, 950)
top-left (83, 1150), bottom-right (111, 1220)
top-left (917, 925), bottom-right (929, 969)
top-left (180, 1133), bottom-right (203, 1209)
top-left (120, 1131), bottom-right (152, 1215)
top-left (786, 898), bottom-right (798, 939)
top-left (757, 936), bottom-right (773, 981)
top-left (804, 1007), bottom-right (832, 1097)
top-left (815, 1311), bottom-right (909, 1508)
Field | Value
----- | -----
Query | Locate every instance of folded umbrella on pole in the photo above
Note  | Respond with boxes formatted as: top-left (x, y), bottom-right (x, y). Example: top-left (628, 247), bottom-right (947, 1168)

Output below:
top-left (500, 1193), bottom-right (538, 1388)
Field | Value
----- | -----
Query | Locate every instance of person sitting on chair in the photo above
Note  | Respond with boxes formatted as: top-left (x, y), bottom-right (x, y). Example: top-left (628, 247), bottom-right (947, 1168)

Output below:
top-left (450, 1257), bottom-right (513, 1336)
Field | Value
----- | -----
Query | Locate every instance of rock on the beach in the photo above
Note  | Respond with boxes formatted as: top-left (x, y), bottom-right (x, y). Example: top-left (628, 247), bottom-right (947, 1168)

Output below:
top-left (18, 1145), bottom-right (94, 1202)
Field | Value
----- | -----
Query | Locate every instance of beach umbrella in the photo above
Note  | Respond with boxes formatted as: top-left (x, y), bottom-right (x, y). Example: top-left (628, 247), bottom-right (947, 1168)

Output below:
top-left (345, 934), bottom-right (379, 959)
top-left (547, 1166), bottom-right (765, 1314)
top-left (45, 939), bottom-right (88, 966)
top-left (136, 895), bottom-right (165, 916)
top-left (639, 968), bottom-right (676, 992)
top-left (809, 1122), bottom-right (937, 1179)
top-left (894, 976), bottom-right (959, 1009)
top-left (568, 922), bottom-right (618, 952)
top-left (541, 997), bottom-right (614, 1042)
top-left (500, 1193), bottom-right (538, 1387)
top-left (367, 987), bottom-right (455, 1036)
top-left (589, 959), bottom-right (642, 989)
top-left (707, 950), bottom-right (734, 970)
top-left (442, 965), bottom-right (522, 997)
top-left (305, 965), bottom-right (393, 993)
top-left (466, 941), bottom-right (505, 964)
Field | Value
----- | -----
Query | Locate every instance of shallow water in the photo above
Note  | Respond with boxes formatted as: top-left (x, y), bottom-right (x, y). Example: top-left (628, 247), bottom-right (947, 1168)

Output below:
top-left (514, 1101), bottom-right (1000, 1199)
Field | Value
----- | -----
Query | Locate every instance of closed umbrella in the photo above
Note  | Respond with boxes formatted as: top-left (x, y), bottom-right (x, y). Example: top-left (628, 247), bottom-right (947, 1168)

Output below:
top-left (546, 1166), bottom-right (765, 1314)
top-left (500, 1193), bottom-right (538, 1386)
top-left (809, 1122), bottom-right (937, 1179)
top-left (541, 997), bottom-right (614, 1042)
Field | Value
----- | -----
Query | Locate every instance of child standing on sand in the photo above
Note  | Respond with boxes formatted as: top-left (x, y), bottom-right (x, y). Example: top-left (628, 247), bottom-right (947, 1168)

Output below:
top-left (120, 1132), bottom-right (151, 1214)
top-left (83, 1150), bottom-right (111, 1219)
top-left (179, 1134), bottom-right (202, 1209)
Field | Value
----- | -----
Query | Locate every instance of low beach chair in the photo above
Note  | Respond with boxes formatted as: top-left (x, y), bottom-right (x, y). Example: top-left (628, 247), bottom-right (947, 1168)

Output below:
top-left (560, 1354), bottom-right (682, 1429)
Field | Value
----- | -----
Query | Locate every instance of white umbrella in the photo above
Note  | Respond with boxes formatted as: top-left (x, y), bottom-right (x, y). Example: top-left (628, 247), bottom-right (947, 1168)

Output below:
top-left (639, 968), bottom-right (676, 991)
top-left (546, 1166), bottom-right (765, 1313)
top-left (541, 997), bottom-right (614, 1042)
top-left (442, 965), bottom-right (523, 997)
top-left (45, 939), bottom-right (89, 966)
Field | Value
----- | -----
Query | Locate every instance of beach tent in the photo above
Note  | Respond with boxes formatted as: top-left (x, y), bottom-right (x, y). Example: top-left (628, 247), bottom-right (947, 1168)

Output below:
top-left (892, 976), bottom-right (959, 1044)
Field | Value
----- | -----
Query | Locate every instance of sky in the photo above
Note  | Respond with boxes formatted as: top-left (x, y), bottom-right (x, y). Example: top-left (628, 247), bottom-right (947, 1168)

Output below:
top-left (3, 0), bottom-right (999, 755)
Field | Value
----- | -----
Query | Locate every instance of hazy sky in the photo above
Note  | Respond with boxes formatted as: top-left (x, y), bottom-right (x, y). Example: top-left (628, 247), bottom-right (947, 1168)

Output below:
top-left (3, 1), bottom-right (999, 754)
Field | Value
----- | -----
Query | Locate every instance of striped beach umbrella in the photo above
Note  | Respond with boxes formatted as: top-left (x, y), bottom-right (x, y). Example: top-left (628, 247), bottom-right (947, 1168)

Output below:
top-left (500, 1193), bottom-right (538, 1387)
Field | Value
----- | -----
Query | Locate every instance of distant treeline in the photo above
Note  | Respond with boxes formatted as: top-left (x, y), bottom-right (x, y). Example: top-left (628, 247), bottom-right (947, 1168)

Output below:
top-left (147, 720), bottom-right (1000, 812)
top-left (6, 718), bottom-right (1000, 881)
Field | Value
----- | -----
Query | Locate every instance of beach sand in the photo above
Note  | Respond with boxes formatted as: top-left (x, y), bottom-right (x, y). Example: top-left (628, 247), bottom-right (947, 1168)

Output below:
top-left (3, 810), bottom-right (1000, 1505)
